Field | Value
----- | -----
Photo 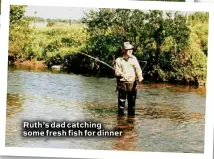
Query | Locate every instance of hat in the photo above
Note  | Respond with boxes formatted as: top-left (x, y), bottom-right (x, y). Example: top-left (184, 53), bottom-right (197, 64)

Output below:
top-left (123, 42), bottom-right (134, 50)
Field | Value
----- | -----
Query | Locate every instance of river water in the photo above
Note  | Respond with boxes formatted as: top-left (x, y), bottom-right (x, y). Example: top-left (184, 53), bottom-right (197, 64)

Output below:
top-left (6, 67), bottom-right (206, 153)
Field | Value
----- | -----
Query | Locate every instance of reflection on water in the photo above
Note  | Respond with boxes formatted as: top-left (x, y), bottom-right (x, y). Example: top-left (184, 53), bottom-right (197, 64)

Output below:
top-left (7, 94), bottom-right (23, 117)
top-left (139, 83), bottom-right (206, 97)
top-left (5, 67), bottom-right (206, 153)
top-left (137, 104), bottom-right (203, 123)
top-left (113, 117), bottom-right (138, 151)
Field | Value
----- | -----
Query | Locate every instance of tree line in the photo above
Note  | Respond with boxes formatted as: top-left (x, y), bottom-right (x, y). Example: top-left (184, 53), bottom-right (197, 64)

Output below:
top-left (26, 16), bottom-right (82, 24)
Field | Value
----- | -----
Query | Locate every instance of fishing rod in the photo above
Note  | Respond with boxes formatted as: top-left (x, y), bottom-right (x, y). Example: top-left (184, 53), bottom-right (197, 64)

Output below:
top-left (78, 52), bottom-right (147, 72)
top-left (78, 52), bottom-right (115, 70)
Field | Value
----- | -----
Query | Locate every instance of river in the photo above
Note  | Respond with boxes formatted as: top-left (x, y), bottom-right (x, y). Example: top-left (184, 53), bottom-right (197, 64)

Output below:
top-left (6, 67), bottom-right (206, 153)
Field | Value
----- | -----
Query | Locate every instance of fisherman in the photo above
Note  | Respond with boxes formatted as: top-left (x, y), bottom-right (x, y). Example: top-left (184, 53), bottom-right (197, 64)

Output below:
top-left (115, 42), bottom-right (143, 117)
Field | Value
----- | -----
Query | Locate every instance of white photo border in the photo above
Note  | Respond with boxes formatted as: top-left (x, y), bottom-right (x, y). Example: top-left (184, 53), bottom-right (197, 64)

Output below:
top-left (0, 0), bottom-right (213, 159)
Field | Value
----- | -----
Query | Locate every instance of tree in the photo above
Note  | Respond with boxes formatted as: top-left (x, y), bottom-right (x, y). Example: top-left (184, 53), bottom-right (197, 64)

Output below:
top-left (9, 5), bottom-right (32, 59)
top-left (9, 5), bottom-right (27, 25)
top-left (82, 9), bottom-right (198, 82)
top-left (188, 12), bottom-right (209, 56)
top-left (145, 10), bottom-right (166, 70)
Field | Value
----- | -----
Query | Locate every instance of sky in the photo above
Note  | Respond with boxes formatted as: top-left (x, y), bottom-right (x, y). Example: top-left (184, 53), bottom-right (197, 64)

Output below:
top-left (25, 6), bottom-right (202, 20)
top-left (25, 6), bottom-right (99, 20)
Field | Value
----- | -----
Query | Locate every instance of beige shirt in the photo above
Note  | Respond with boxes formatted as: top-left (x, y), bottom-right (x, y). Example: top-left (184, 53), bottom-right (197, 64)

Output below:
top-left (115, 55), bottom-right (143, 82)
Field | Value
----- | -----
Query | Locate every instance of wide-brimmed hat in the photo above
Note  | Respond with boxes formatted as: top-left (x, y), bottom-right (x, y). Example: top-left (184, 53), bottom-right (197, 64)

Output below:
top-left (123, 41), bottom-right (134, 50)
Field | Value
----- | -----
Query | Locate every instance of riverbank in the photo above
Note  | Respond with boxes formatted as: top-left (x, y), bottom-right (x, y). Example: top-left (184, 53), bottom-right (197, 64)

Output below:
top-left (13, 59), bottom-right (47, 70)
top-left (8, 59), bottom-right (206, 87)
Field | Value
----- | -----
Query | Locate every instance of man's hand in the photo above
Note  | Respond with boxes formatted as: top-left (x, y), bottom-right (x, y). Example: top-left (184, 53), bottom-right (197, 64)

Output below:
top-left (138, 77), bottom-right (144, 83)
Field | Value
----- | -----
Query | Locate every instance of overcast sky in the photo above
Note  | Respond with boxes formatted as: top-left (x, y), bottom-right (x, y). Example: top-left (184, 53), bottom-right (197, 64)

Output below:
top-left (24, 5), bottom-right (203, 20)
top-left (25, 6), bottom-right (99, 19)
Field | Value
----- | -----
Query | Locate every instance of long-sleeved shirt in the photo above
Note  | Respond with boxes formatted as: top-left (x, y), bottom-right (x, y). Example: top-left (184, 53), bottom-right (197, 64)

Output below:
top-left (115, 55), bottom-right (143, 82)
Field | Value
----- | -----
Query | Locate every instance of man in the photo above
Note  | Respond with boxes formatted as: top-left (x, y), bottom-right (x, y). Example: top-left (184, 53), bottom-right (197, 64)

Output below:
top-left (115, 42), bottom-right (143, 117)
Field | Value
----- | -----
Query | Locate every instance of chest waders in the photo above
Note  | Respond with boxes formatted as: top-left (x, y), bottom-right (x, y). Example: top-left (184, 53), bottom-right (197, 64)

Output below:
top-left (117, 80), bottom-right (137, 117)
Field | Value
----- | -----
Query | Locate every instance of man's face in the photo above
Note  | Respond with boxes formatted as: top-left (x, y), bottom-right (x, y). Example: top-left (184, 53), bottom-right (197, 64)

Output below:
top-left (126, 49), bottom-right (133, 57)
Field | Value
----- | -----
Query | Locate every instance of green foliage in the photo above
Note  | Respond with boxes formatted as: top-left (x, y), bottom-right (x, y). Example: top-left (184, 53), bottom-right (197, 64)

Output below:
top-left (9, 22), bottom-right (87, 62)
top-left (47, 21), bottom-right (57, 27)
top-left (82, 9), bottom-right (199, 83)
top-left (9, 5), bottom-right (32, 59)
top-left (45, 53), bottom-right (62, 68)
top-left (29, 26), bottom-right (87, 66)
top-left (188, 12), bottom-right (209, 56)
top-left (9, 5), bottom-right (28, 25)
